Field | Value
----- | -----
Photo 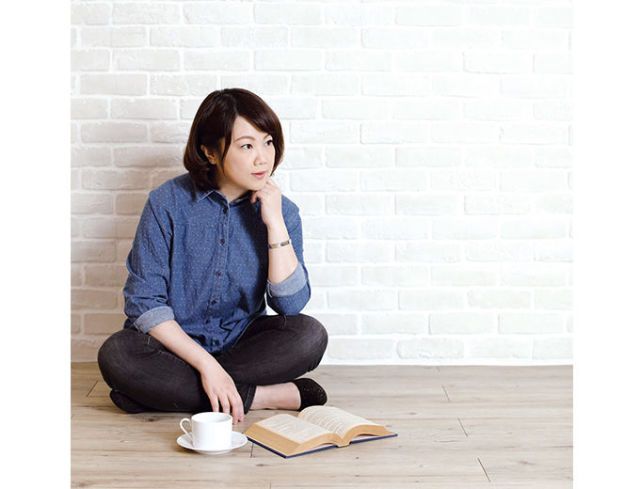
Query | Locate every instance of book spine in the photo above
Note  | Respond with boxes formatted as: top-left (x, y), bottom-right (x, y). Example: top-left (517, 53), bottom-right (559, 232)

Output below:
top-left (350, 433), bottom-right (398, 445)
top-left (246, 437), bottom-right (340, 459)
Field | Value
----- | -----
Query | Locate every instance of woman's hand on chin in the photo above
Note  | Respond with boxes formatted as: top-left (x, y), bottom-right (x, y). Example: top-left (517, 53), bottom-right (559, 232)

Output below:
top-left (251, 177), bottom-right (284, 229)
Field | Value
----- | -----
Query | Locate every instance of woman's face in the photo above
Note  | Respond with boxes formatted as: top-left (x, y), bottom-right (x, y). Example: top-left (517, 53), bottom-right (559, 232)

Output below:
top-left (202, 116), bottom-right (276, 202)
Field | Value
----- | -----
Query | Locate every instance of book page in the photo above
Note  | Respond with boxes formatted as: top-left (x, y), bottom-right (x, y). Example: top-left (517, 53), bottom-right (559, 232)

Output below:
top-left (298, 406), bottom-right (382, 439)
top-left (256, 414), bottom-right (333, 444)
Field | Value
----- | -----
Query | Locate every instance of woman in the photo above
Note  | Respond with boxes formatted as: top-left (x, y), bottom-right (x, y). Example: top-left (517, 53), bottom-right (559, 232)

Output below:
top-left (97, 88), bottom-right (329, 425)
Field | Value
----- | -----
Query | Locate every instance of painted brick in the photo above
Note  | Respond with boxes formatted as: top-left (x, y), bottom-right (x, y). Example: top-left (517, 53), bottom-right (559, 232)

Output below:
top-left (498, 312), bottom-right (566, 334)
top-left (361, 312), bottom-right (429, 335)
top-left (397, 337), bottom-right (465, 359)
top-left (327, 337), bottom-right (395, 361)
top-left (468, 288), bottom-right (532, 309)
top-left (326, 242), bottom-right (395, 264)
top-left (84, 313), bottom-right (126, 335)
top-left (430, 312), bottom-right (497, 335)
top-left (292, 73), bottom-right (360, 96)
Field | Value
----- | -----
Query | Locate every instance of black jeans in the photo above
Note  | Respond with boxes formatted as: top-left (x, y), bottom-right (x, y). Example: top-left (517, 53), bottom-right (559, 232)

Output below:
top-left (97, 313), bottom-right (329, 415)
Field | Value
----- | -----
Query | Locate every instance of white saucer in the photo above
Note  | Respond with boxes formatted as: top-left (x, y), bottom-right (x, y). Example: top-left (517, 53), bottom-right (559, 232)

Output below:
top-left (177, 431), bottom-right (248, 455)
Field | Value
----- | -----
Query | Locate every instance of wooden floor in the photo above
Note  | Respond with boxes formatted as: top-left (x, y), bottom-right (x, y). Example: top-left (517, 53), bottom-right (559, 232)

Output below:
top-left (72, 363), bottom-right (572, 489)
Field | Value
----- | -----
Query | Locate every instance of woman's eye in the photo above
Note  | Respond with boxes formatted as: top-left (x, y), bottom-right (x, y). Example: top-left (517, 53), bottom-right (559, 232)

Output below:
top-left (242, 140), bottom-right (272, 150)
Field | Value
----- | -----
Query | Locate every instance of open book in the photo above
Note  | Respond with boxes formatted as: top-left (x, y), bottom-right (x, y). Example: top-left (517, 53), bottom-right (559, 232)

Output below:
top-left (243, 405), bottom-right (397, 458)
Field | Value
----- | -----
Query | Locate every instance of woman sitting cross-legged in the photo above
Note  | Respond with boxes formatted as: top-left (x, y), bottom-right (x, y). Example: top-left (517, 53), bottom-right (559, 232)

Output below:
top-left (97, 88), bottom-right (329, 425)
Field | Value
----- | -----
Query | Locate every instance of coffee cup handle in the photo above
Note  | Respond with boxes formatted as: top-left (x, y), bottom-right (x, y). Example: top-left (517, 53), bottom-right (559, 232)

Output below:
top-left (179, 418), bottom-right (192, 443)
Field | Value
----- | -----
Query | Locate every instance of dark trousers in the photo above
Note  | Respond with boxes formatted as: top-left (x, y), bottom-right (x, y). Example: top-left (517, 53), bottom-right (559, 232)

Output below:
top-left (96, 313), bottom-right (329, 415)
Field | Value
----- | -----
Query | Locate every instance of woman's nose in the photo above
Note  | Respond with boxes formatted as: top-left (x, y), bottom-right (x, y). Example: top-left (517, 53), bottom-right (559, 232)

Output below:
top-left (255, 146), bottom-right (271, 165)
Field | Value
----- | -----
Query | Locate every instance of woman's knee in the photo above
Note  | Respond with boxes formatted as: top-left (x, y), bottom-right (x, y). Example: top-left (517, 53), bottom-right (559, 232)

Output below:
top-left (97, 329), bottom-right (143, 387)
top-left (296, 314), bottom-right (329, 364)
top-left (98, 329), bottom-right (131, 365)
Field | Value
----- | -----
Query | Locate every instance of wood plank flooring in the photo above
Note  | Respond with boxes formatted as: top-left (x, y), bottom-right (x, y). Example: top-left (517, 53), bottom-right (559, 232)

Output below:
top-left (71, 363), bottom-right (572, 489)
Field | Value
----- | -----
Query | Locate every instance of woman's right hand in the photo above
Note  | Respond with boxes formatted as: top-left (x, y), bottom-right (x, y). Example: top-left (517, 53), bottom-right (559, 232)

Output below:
top-left (198, 359), bottom-right (245, 425)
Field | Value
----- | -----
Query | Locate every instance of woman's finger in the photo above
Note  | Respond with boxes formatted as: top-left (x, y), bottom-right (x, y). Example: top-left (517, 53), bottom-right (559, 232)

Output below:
top-left (208, 393), bottom-right (219, 412)
top-left (219, 394), bottom-right (231, 416)
top-left (232, 393), bottom-right (244, 423)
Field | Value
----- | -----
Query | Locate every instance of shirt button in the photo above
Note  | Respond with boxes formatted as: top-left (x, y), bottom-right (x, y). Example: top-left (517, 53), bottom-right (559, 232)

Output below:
top-left (220, 238), bottom-right (225, 245)
top-left (223, 208), bottom-right (228, 214)
top-left (216, 271), bottom-right (222, 277)
top-left (212, 299), bottom-right (218, 304)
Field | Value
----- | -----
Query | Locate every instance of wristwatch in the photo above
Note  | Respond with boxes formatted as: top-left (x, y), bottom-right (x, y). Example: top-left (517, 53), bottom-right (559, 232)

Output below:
top-left (268, 238), bottom-right (291, 249)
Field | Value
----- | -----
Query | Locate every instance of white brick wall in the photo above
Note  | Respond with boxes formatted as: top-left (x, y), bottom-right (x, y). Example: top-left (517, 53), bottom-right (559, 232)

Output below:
top-left (71, 0), bottom-right (572, 365)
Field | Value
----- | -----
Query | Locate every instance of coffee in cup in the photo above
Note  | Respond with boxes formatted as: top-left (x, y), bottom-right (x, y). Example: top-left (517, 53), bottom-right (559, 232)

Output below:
top-left (179, 412), bottom-right (232, 450)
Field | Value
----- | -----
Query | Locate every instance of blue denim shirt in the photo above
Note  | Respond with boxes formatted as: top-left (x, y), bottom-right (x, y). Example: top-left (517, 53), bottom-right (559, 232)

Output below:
top-left (122, 173), bottom-right (311, 354)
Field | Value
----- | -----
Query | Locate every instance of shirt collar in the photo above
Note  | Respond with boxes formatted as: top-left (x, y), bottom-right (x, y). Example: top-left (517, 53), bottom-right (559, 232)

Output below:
top-left (191, 178), bottom-right (253, 206)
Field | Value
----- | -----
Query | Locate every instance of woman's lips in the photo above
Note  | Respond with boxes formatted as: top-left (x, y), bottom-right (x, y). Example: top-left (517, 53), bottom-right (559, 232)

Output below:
top-left (252, 171), bottom-right (267, 179)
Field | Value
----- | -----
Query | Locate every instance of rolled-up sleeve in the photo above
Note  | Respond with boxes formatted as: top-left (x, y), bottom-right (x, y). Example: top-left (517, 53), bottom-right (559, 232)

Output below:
top-left (123, 194), bottom-right (175, 334)
top-left (266, 207), bottom-right (311, 315)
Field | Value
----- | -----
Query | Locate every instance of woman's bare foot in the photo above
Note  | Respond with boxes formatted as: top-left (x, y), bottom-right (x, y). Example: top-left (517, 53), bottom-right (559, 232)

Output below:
top-left (250, 382), bottom-right (301, 410)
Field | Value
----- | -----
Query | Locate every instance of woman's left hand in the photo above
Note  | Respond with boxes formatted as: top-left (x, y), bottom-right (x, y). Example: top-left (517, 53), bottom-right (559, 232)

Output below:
top-left (250, 177), bottom-right (284, 228)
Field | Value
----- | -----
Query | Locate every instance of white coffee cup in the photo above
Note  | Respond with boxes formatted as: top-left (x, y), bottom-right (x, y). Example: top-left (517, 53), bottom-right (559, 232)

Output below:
top-left (179, 412), bottom-right (232, 450)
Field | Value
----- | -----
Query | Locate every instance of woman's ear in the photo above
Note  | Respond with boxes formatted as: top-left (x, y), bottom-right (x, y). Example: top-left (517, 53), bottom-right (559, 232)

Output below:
top-left (200, 145), bottom-right (215, 163)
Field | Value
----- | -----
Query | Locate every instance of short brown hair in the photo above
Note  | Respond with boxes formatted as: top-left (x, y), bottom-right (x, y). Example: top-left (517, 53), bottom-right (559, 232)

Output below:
top-left (183, 88), bottom-right (285, 191)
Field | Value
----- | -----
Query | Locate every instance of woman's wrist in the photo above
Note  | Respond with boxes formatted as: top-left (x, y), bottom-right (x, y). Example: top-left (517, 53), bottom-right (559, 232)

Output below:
top-left (195, 353), bottom-right (221, 373)
top-left (148, 320), bottom-right (221, 373)
top-left (266, 219), bottom-right (289, 242)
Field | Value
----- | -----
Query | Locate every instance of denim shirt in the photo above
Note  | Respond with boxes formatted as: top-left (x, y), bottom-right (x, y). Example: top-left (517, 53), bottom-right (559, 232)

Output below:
top-left (122, 172), bottom-right (311, 354)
